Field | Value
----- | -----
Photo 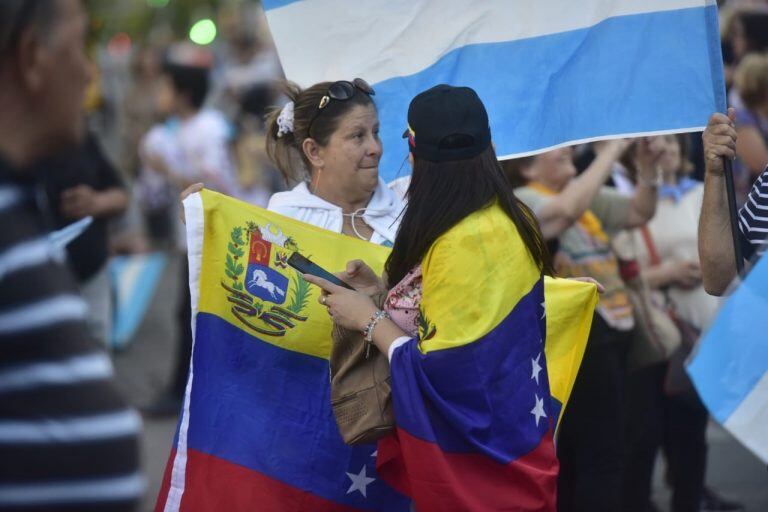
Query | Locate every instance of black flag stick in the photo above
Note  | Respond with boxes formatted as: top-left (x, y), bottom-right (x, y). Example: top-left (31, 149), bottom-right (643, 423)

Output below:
top-left (723, 156), bottom-right (745, 275)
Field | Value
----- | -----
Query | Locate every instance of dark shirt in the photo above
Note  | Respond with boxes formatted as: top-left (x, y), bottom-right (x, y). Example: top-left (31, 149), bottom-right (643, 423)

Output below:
top-left (0, 153), bottom-right (141, 511)
top-left (41, 134), bottom-right (125, 282)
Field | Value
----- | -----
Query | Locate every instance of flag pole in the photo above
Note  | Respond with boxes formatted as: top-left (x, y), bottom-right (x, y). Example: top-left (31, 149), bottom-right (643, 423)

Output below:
top-left (723, 156), bottom-right (745, 275)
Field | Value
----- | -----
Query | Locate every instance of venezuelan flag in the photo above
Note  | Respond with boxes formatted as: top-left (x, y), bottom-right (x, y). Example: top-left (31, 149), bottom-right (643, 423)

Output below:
top-left (376, 204), bottom-right (597, 511)
top-left (155, 192), bottom-right (596, 511)
top-left (156, 191), bottom-right (409, 511)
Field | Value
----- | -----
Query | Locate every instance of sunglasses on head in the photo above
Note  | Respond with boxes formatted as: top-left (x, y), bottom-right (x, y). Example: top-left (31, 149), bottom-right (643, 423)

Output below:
top-left (307, 78), bottom-right (375, 136)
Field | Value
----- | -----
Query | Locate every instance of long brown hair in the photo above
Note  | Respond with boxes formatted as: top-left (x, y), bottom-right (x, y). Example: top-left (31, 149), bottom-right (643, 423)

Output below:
top-left (385, 146), bottom-right (554, 287)
top-left (265, 81), bottom-right (376, 185)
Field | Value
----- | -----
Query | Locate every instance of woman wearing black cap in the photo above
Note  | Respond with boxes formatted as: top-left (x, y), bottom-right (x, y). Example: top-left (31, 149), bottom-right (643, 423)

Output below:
top-left (305, 85), bottom-right (559, 511)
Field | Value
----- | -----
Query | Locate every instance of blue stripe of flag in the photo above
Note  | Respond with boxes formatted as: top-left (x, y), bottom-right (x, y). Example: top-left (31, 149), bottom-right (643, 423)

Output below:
top-left (262, 0), bottom-right (301, 11)
top-left (186, 312), bottom-right (409, 510)
top-left (389, 279), bottom-right (551, 463)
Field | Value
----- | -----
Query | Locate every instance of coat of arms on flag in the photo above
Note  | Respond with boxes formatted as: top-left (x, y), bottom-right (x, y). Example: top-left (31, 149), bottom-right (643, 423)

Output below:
top-left (221, 221), bottom-right (310, 337)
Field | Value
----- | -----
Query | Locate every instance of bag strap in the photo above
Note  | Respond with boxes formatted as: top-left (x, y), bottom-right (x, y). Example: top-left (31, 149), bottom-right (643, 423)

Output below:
top-left (639, 226), bottom-right (689, 323)
top-left (639, 225), bottom-right (662, 267)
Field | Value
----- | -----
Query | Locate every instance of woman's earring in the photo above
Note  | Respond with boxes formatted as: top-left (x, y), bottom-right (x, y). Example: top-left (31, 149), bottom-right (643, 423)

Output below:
top-left (311, 168), bottom-right (323, 194)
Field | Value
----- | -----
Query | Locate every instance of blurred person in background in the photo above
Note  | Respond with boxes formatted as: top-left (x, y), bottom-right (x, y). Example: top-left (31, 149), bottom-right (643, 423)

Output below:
top-left (142, 45), bottom-right (240, 415)
top-left (613, 135), bottom-right (743, 512)
top-left (121, 44), bottom-right (163, 180)
top-left (720, 7), bottom-right (768, 94)
top-left (212, 30), bottom-right (284, 119)
top-left (143, 45), bottom-right (239, 198)
top-left (136, 117), bottom-right (179, 247)
top-left (0, 1), bottom-right (142, 510)
top-left (38, 130), bottom-right (129, 346)
top-left (505, 139), bottom-right (661, 512)
top-left (233, 83), bottom-right (285, 206)
top-left (731, 53), bottom-right (768, 203)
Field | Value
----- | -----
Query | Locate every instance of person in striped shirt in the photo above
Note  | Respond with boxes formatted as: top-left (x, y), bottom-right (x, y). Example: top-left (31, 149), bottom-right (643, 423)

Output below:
top-left (700, 107), bottom-right (768, 296)
top-left (0, 1), bottom-right (142, 510)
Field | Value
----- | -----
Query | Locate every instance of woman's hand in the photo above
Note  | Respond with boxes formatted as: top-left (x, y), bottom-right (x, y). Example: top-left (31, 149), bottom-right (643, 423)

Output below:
top-left (302, 274), bottom-right (379, 331)
top-left (666, 260), bottom-right (702, 290)
top-left (634, 136), bottom-right (666, 178)
top-left (645, 260), bottom-right (702, 290)
top-left (179, 183), bottom-right (204, 224)
top-left (335, 260), bottom-right (385, 297)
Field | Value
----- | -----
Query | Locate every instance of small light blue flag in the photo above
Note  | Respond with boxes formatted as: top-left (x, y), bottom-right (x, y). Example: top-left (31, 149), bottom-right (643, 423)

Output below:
top-left (687, 255), bottom-right (768, 464)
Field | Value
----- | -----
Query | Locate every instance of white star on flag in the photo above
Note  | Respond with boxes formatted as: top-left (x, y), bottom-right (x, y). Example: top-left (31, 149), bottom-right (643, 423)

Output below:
top-left (371, 450), bottom-right (377, 457)
top-left (540, 301), bottom-right (546, 319)
top-left (346, 465), bottom-right (376, 498)
top-left (531, 394), bottom-right (547, 427)
top-left (531, 353), bottom-right (543, 385)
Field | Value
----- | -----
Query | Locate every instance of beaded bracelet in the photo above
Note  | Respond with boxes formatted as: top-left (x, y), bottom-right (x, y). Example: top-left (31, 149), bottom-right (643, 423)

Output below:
top-left (362, 310), bottom-right (390, 358)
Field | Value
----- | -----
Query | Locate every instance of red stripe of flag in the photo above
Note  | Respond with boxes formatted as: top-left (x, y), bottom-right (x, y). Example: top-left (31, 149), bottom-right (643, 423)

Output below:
top-left (377, 428), bottom-right (558, 511)
top-left (155, 449), bottom-right (364, 512)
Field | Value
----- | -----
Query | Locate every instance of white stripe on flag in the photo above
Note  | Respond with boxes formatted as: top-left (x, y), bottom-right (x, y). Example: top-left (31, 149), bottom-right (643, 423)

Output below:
top-left (163, 192), bottom-right (205, 512)
top-left (0, 410), bottom-right (141, 444)
top-left (723, 371), bottom-right (768, 464)
top-left (0, 295), bottom-right (89, 336)
top-left (0, 472), bottom-right (146, 506)
top-left (266, 0), bottom-right (713, 86)
top-left (116, 256), bottom-right (145, 306)
top-left (0, 353), bottom-right (114, 393)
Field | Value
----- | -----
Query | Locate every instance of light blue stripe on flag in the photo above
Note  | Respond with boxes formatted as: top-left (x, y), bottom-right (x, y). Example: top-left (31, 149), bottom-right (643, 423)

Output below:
top-left (687, 254), bottom-right (768, 463)
top-left (109, 253), bottom-right (167, 350)
top-left (264, 1), bottom-right (725, 182)
top-left (263, 0), bottom-right (300, 9)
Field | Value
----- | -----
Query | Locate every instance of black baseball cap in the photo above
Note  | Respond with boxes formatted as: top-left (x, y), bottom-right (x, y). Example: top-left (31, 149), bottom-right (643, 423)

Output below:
top-left (403, 84), bottom-right (491, 162)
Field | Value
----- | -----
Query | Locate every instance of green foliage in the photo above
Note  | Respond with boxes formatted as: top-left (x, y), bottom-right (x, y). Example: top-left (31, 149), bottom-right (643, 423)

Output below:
top-left (228, 242), bottom-right (244, 258)
top-left (284, 237), bottom-right (299, 252)
top-left (287, 273), bottom-right (311, 314)
top-left (226, 226), bottom-right (247, 288)
top-left (418, 308), bottom-right (437, 341)
top-left (231, 227), bottom-right (246, 247)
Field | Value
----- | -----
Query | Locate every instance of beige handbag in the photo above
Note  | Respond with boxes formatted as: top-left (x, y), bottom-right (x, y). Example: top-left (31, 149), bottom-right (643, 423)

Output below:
top-left (330, 322), bottom-right (395, 445)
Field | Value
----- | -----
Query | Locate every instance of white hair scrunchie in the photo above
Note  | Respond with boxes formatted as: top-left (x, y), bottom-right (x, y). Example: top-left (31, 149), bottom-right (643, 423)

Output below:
top-left (276, 101), bottom-right (295, 138)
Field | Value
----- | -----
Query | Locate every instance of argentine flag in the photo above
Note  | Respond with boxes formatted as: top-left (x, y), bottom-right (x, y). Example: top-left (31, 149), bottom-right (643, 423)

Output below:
top-left (688, 255), bottom-right (768, 465)
top-left (263, 0), bottom-right (725, 182)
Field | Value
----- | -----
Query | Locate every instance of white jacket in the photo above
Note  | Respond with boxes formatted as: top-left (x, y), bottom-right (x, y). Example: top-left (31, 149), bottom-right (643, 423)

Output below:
top-left (267, 179), bottom-right (404, 246)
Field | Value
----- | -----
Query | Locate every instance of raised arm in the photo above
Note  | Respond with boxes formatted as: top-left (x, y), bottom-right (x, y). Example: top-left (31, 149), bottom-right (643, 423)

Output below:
top-left (535, 140), bottom-right (628, 239)
top-left (698, 109), bottom-right (738, 296)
